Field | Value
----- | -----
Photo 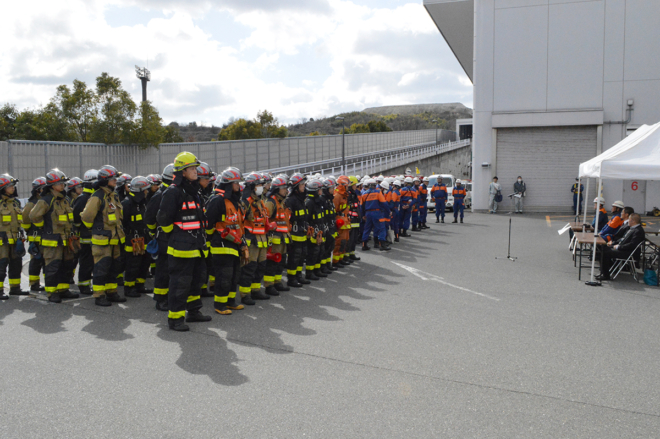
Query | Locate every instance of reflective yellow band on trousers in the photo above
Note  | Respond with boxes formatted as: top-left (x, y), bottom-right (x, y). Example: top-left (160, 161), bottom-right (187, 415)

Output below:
top-left (214, 295), bottom-right (228, 303)
top-left (154, 288), bottom-right (168, 295)
top-left (167, 247), bottom-right (202, 258)
top-left (168, 310), bottom-right (185, 319)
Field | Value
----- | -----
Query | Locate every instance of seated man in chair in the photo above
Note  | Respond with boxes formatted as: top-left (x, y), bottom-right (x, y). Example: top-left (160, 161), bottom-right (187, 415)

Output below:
top-left (597, 213), bottom-right (645, 281)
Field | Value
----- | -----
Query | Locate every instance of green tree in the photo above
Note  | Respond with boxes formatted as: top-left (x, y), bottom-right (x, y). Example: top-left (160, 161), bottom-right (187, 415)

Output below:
top-left (131, 101), bottom-right (165, 148)
top-left (217, 110), bottom-right (288, 140)
top-left (308, 131), bottom-right (322, 136)
top-left (90, 73), bottom-right (136, 144)
top-left (51, 79), bottom-right (97, 142)
top-left (0, 103), bottom-right (19, 141)
top-left (347, 123), bottom-right (370, 134)
top-left (163, 124), bottom-right (184, 143)
top-left (367, 120), bottom-right (392, 133)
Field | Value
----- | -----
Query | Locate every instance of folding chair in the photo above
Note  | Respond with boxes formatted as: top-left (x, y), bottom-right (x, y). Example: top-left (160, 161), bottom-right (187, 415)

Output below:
top-left (610, 241), bottom-right (644, 281)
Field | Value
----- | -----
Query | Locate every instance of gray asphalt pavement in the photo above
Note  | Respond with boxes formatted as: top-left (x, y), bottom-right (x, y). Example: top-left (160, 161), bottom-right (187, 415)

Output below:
top-left (2, 211), bottom-right (660, 438)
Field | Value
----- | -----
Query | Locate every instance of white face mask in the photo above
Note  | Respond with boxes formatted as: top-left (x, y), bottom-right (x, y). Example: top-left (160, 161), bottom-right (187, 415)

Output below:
top-left (517, 179), bottom-right (522, 182)
top-left (254, 186), bottom-right (264, 196)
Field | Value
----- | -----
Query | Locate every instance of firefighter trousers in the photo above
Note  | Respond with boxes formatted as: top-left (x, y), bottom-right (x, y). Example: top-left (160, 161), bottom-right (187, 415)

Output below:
top-left (212, 253), bottom-right (241, 309)
top-left (322, 234), bottom-right (335, 267)
top-left (124, 250), bottom-right (151, 288)
top-left (238, 243), bottom-right (266, 295)
top-left (77, 243), bottom-right (93, 288)
top-left (167, 255), bottom-right (204, 321)
top-left (0, 244), bottom-right (23, 293)
top-left (333, 229), bottom-right (349, 263)
top-left (286, 240), bottom-right (306, 279)
top-left (92, 244), bottom-right (123, 297)
top-left (41, 244), bottom-right (75, 297)
top-left (306, 239), bottom-right (322, 271)
top-left (153, 238), bottom-right (170, 303)
top-left (264, 241), bottom-right (286, 287)
top-left (28, 253), bottom-right (45, 286)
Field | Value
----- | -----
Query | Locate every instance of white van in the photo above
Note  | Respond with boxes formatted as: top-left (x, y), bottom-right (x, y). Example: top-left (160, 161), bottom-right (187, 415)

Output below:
top-left (426, 174), bottom-right (455, 211)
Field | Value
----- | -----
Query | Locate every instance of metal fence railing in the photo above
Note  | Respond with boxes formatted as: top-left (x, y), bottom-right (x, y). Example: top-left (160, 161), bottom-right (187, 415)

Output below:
top-left (0, 129), bottom-right (456, 185)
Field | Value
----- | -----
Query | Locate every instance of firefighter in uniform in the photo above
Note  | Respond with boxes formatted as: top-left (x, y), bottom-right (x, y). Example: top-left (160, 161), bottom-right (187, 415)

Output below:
top-left (333, 176), bottom-right (352, 266)
top-left (304, 179), bottom-right (325, 280)
top-left (197, 162), bottom-right (215, 298)
top-left (81, 165), bottom-right (127, 306)
top-left (264, 175), bottom-right (292, 294)
top-left (431, 179), bottom-right (447, 223)
top-left (390, 180), bottom-right (402, 242)
top-left (318, 177), bottom-right (336, 275)
top-left (145, 173), bottom-right (162, 276)
top-left (65, 177), bottom-right (83, 287)
top-left (22, 176), bottom-right (47, 292)
top-left (361, 179), bottom-right (391, 251)
top-left (452, 179), bottom-right (466, 223)
top-left (72, 169), bottom-right (98, 295)
top-left (399, 177), bottom-right (414, 237)
top-left (411, 177), bottom-right (421, 231)
top-left (346, 176), bottom-right (361, 260)
top-left (0, 174), bottom-right (28, 299)
top-left (115, 174), bottom-right (131, 202)
top-left (238, 172), bottom-right (271, 303)
top-left (145, 164), bottom-right (174, 311)
top-left (29, 169), bottom-right (79, 303)
top-left (284, 173), bottom-right (308, 288)
top-left (418, 177), bottom-right (430, 229)
top-left (121, 176), bottom-right (153, 298)
top-left (157, 151), bottom-right (212, 331)
top-left (205, 167), bottom-right (247, 314)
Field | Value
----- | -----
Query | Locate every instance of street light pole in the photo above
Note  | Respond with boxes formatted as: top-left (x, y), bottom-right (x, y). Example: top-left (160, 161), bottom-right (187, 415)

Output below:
top-left (432, 119), bottom-right (438, 148)
top-left (336, 117), bottom-right (345, 174)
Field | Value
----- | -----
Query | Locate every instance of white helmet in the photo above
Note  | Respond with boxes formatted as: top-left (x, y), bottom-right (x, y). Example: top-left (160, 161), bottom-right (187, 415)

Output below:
top-left (83, 169), bottom-right (98, 183)
top-left (594, 197), bottom-right (605, 204)
top-left (366, 178), bottom-right (376, 186)
top-left (393, 180), bottom-right (401, 187)
top-left (404, 177), bottom-right (413, 184)
top-left (455, 179), bottom-right (461, 184)
top-left (376, 175), bottom-right (384, 183)
top-left (423, 177), bottom-right (429, 183)
top-left (612, 200), bottom-right (625, 209)
top-left (413, 177), bottom-right (420, 183)
top-left (380, 181), bottom-right (389, 190)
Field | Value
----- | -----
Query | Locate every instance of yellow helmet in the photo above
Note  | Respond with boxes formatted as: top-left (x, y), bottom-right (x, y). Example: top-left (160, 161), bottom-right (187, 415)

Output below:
top-left (174, 151), bottom-right (200, 172)
top-left (349, 176), bottom-right (359, 186)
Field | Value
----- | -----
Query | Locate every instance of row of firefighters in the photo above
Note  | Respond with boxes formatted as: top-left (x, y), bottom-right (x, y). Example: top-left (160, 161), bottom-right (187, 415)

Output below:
top-left (0, 151), bottom-right (465, 331)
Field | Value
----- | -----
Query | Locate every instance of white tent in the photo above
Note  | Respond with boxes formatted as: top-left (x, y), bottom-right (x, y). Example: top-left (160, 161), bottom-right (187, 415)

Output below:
top-left (579, 122), bottom-right (660, 179)
top-left (577, 121), bottom-right (660, 285)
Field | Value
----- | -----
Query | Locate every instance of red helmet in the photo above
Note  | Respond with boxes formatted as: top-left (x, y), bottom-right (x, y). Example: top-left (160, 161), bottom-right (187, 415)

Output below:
top-left (288, 173), bottom-right (306, 187)
top-left (67, 177), bottom-right (83, 190)
top-left (244, 172), bottom-right (264, 186)
top-left (32, 177), bottom-right (47, 191)
top-left (146, 174), bottom-right (162, 186)
top-left (0, 175), bottom-right (14, 191)
top-left (271, 176), bottom-right (287, 189)
top-left (116, 174), bottom-right (132, 188)
top-left (197, 162), bottom-right (212, 178)
top-left (46, 169), bottom-right (69, 186)
top-left (98, 165), bottom-right (121, 182)
top-left (217, 167), bottom-right (243, 185)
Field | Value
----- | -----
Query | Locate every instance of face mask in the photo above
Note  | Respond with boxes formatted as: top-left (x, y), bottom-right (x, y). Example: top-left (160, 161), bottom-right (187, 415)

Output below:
top-left (517, 179), bottom-right (522, 183)
top-left (254, 186), bottom-right (264, 196)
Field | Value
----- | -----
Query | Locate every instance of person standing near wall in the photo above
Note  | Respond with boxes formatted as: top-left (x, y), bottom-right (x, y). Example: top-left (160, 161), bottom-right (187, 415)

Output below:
top-left (513, 176), bottom-right (526, 214)
top-left (571, 178), bottom-right (584, 215)
top-left (488, 176), bottom-right (502, 214)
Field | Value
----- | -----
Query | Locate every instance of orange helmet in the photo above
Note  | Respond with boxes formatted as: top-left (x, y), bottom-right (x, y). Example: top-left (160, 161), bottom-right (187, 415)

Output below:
top-left (337, 175), bottom-right (350, 187)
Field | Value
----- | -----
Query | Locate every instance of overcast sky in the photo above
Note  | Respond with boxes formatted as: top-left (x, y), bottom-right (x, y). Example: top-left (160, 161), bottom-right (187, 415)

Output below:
top-left (1, 0), bottom-right (473, 125)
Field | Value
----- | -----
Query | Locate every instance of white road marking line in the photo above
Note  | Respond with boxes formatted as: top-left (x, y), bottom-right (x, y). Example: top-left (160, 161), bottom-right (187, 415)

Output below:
top-left (391, 261), bottom-right (500, 301)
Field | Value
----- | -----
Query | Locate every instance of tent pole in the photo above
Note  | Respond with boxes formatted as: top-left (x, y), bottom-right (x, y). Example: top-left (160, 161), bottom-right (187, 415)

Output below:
top-left (582, 178), bottom-right (590, 226)
top-left (587, 177), bottom-right (602, 286)
top-left (577, 177), bottom-right (582, 222)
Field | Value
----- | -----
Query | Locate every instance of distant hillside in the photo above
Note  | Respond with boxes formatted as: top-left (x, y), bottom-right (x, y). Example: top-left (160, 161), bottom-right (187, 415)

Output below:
top-left (287, 103), bottom-right (472, 137)
top-left (172, 103), bottom-right (473, 141)
top-left (363, 103), bottom-right (471, 117)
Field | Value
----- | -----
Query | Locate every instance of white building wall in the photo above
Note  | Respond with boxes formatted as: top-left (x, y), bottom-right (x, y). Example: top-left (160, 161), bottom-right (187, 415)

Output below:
top-left (472, 0), bottom-right (660, 212)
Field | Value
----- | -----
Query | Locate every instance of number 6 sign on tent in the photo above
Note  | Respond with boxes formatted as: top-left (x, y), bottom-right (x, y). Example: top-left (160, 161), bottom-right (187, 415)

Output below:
top-left (632, 181), bottom-right (638, 191)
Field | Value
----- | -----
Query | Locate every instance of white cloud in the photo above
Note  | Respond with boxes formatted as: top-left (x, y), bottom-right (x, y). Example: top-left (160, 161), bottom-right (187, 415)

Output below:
top-left (1, 0), bottom-right (473, 126)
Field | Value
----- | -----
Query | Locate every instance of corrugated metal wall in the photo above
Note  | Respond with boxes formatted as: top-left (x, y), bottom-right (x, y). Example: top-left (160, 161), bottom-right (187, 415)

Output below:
top-left (0, 129), bottom-right (456, 185)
